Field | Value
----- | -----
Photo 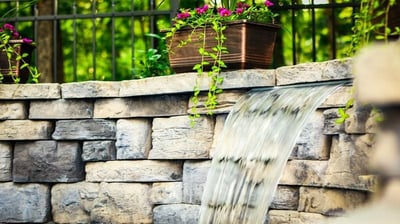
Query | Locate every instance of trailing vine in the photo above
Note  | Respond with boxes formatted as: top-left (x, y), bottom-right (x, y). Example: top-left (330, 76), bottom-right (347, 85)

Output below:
top-left (0, 24), bottom-right (40, 83)
top-left (165, 1), bottom-right (276, 126)
top-left (166, 20), bottom-right (227, 126)
top-left (190, 21), bottom-right (227, 125)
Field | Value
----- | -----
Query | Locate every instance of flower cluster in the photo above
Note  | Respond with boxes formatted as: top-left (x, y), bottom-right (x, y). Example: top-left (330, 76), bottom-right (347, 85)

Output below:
top-left (0, 23), bottom-right (33, 44)
top-left (173, 0), bottom-right (277, 27)
top-left (0, 23), bottom-right (40, 83)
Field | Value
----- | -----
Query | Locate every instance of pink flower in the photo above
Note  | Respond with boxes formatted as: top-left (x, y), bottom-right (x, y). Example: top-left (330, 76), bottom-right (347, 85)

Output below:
top-left (264, 0), bottom-right (274, 7)
top-left (196, 5), bottom-right (209, 14)
top-left (218, 8), bottom-right (232, 17)
top-left (22, 38), bottom-right (33, 44)
top-left (176, 11), bottom-right (190, 20)
top-left (13, 32), bottom-right (19, 38)
top-left (3, 23), bottom-right (15, 32)
top-left (237, 2), bottom-right (250, 9)
top-left (236, 7), bottom-right (244, 14)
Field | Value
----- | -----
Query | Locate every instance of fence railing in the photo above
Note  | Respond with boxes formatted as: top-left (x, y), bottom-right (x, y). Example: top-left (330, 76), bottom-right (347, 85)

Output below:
top-left (270, 0), bottom-right (359, 66)
top-left (0, 0), bottom-right (360, 83)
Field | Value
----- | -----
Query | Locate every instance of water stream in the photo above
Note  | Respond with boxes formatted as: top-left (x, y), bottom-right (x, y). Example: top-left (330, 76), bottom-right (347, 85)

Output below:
top-left (198, 85), bottom-right (341, 224)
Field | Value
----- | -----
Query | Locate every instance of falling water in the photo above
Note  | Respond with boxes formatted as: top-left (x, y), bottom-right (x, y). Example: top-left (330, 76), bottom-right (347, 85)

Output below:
top-left (198, 85), bottom-right (341, 224)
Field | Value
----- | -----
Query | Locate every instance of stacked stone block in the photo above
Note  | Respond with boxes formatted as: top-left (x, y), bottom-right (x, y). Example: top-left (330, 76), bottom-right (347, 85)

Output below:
top-left (0, 59), bottom-right (376, 223)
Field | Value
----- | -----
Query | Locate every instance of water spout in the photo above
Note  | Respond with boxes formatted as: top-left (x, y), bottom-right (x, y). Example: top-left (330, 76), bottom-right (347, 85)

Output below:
top-left (199, 84), bottom-right (342, 224)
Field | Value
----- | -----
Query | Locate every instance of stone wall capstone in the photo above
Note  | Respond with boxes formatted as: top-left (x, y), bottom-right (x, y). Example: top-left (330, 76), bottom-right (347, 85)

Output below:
top-left (0, 59), bottom-right (377, 223)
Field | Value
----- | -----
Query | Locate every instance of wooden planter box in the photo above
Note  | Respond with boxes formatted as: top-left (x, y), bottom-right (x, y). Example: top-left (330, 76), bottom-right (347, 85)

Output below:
top-left (168, 20), bottom-right (280, 73)
top-left (0, 39), bottom-right (35, 83)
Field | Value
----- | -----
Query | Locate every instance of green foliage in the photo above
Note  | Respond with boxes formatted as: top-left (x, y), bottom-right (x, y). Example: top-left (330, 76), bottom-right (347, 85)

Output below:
top-left (336, 0), bottom-right (400, 124)
top-left (0, 1), bottom-right (40, 84)
top-left (133, 33), bottom-right (173, 79)
top-left (348, 0), bottom-right (400, 55)
top-left (335, 98), bottom-right (353, 124)
top-left (59, 0), bottom-right (172, 82)
top-left (166, 1), bottom-right (277, 126)
top-left (188, 21), bottom-right (227, 126)
top-left (0, 24), bottom-right (40, 84)
top-left (273, 0), bottom-right (356, 66)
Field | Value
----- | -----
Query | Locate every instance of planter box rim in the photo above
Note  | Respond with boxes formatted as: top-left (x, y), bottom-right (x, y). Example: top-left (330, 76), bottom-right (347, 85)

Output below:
top-left (162, 19), bottom-right (281, 32)
top-left (8, 39), bottom-right (36, 46)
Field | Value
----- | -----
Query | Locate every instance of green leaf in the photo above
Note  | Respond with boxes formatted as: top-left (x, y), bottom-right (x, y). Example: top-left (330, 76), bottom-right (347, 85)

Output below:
top-left (338, 107), bottom-right (347, 116)
top-left (20, 63), bottom-right (29, 69)
top-left (201, 61), bottom-right (210, 66)
top-left (193, 64), bottom-right (202, 70)
top-left (345, 98), bottom-right (354, 109)
top-left (209, 53), bottom-right (217, 60)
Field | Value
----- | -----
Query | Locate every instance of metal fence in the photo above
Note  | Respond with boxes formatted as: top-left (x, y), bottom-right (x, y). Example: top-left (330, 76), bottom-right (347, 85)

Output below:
top-left (0, 0), bottom-right (360, 83)
top-left (270, 0), bottom-right (359, 66)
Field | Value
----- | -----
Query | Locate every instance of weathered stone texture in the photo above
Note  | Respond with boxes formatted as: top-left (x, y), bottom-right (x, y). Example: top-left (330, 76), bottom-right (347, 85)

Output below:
top-left (0, 142), bottom-right (12, 181)
top-left (91, 183), bottom-right (153, 224)
top-left (183, 160), bottom-right (211, 204)
top-left (270, 185), bottom-right (299, 210)
top-left (280, 160), bottom-right (328, 186)
top-left (120, 73), bottom-right (199, 96)
top-left (29, 99), bottom-right (93, 119)
top-left (153, 204), bottom-right (200, 224)
top-left (344, 105), bottom-right (373, 134)
top-left (324, 134), bottom-right (376, 190)
top-left (120, 69), bottom-right (274, 97)
top-left (0, 101), bottom-right (26, 120)
top-left (13, 141), bottom-right (84, 182)
top-left (0, 83), bottom-right (60, 99)
top-left (116, 119), bottom-right (152, 159)
top-left (0, 183), bottom-right (50, 223)
top-left (365, 111), bottom-right (380, 134)
top-left (94, 95), bottom-right (189, 118)
top-left (52, 182), bottom-right (153, 224)
top-left (268, 210), bottom-right (327, 224)
top-left (52, 182), bottom-right (100, 223)
top-left (0, 120), bottom-right (53, 140)
top-left (86, 160), bottom-right (182, 182)
top-left (61, 81), bottom-right (120, 98)
top-left (276, 59), bottom-right (352, 86)
top-left (151, 182), bottom-right (183, 204)
top-left (190, 90), bottom-right (246, 114)
top-left (150, 116), bottom-right (214, 159)
top-left (82, 141), bottom-right (116, 161)
top-left (291, 110), bottom-right (330, 160)
top-left (52, 119), bottom-right (116, 140)
top-left (220, 69), bottom-right (276, 89)
top-left (298, 187), bottom-right (368, 216)
top-left (323, 108), bottom-right (345, 135)
top-left (320, 86), bottom-right (353, 108)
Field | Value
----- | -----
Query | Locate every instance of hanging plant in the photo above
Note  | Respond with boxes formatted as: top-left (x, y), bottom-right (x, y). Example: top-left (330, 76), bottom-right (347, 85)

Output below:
top-left (165, 0), bottom-right (278, 126)
top-left (0, 23), bottom-right (40, 83)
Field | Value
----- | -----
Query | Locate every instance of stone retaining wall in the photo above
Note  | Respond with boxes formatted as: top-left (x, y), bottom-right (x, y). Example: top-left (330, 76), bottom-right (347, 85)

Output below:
top-left (0, 59), bottom-right (377, 223)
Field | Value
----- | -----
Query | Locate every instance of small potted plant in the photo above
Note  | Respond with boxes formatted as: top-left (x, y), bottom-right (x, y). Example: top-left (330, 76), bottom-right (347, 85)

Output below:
top-left (165, 0), bottom-right (279, 123)
top-left (0, 23), bottom-right (40, 84)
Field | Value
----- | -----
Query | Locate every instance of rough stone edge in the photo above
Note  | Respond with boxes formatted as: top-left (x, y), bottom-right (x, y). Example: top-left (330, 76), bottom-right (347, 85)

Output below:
top-left (61, 81), bottom-right (121, 99)
top-left (276, 58), bottom-right (353, 86)
top-left (120, 69), bottom-right (275, 97)
top-left (0, 83), bottom-right (60, 99)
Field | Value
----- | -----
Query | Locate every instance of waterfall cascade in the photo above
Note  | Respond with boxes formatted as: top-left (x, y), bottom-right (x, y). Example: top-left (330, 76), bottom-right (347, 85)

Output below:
top-left (199, 85), bottom-right (341, 224)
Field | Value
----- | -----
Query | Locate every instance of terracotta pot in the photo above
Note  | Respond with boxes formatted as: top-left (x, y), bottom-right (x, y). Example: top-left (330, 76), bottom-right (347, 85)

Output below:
top-left (167, 20), bottom-right (280, 73)
top-left (0, 39), bottom-right (35, 83)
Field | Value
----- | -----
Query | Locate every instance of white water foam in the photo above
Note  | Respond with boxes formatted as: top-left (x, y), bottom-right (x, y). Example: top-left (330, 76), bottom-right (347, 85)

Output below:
top-left (199, 85), bottom-right (340, 224)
